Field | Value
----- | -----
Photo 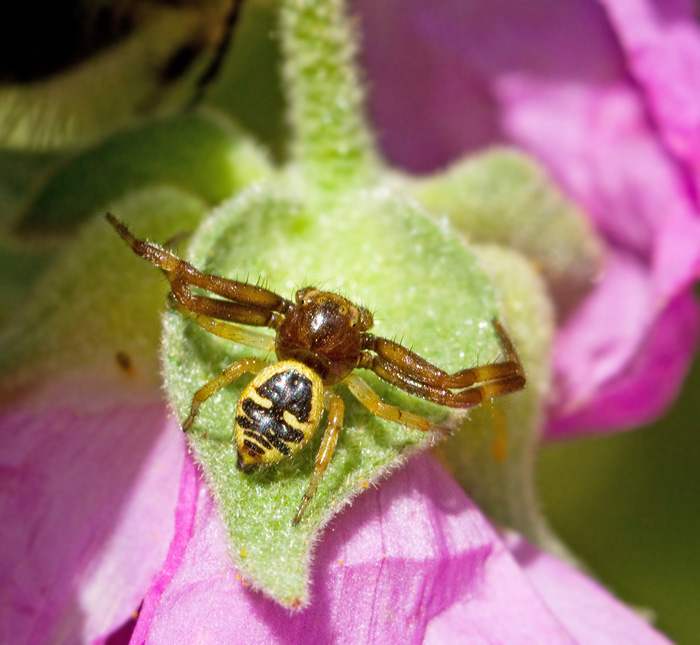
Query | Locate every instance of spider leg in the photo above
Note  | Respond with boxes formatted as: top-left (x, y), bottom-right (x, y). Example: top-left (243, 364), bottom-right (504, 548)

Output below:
top-left (171, 299), bottom-right (276, 352)
top-left (106, 214), bottom-right (292, 322)
top-left (360, 318), bottom-right (525, 408)
top-left (293, 389), bottom-right (345, 525)
top-left (344, 374), bottom-right (433, 432)
top-left (168, 273), bottom-right (282, 328)
top-left (446, 318), bottom-right (525, 387)
top-left (182, 357), bottom-right (270, 431)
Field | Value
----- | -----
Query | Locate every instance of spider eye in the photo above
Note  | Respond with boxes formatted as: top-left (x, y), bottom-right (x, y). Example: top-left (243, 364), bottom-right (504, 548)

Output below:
top-left (295, 287), bottom-right (314, 303)
top-left (359, 308), bottom-right (374, 330)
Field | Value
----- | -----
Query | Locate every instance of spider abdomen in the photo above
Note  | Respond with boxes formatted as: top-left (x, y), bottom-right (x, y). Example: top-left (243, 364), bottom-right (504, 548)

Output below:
top-left (235, 360), bottom-right (324, 470)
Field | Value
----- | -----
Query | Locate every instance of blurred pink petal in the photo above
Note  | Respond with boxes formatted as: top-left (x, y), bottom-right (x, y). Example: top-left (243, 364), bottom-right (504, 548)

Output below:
top-left (424, 533), bottom-right (670, 644)
top-left (0, 384), bottom-right (183, 644)
top-left (599, 0), bottom-right (700, 302)
top-left (356, 0), bottom-right (700, 435)
top-left (551, 289), bottom-right (699, 435)
top-left (505, 535), bottom-right (670, 645)
top-left (600, 1), bottom-right (700, 182)
top-left (550, 253), bottom-right (654, 417)
top-left (133, 454), bottom-right (668, 644)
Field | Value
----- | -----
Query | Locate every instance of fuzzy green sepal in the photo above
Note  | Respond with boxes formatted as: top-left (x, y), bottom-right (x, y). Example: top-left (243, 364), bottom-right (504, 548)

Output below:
top-left (410, 148), bottom-right (604, 318)
top-left (162, 183), bottom-right (514, 606)
top-left (16, 112), bottom-right (270, 233)
top-left (0, 188), bottom-right (206, 399)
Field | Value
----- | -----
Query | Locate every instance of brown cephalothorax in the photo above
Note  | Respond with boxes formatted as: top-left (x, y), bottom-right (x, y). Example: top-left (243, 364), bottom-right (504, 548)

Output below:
top-left (275, 288), bottom-right (370, 385)
top-left (107, 214), bottom-right (526, 524)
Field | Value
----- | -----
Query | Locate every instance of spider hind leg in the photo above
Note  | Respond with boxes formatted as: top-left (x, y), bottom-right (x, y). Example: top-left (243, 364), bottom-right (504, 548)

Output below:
top-left (293, 389), bottom-right (345, 525)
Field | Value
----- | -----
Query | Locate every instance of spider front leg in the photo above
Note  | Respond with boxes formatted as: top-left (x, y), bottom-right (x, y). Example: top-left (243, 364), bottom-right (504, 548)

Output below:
top-left (293, 389), bottom-right (345, 525)
top-left (106, 214), bottom-right (292, 327)
top-left (182, 357), bottom-right (270, 431)
top-left (169, 277), bottom-right (285, 328)
top-left (361, 318), bottom-right (525, 408)
top-left (171, 298), bottom-right (276, 352)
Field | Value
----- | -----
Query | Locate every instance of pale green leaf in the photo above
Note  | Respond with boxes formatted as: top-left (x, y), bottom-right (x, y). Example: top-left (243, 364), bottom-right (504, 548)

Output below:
top-left (0, 187), bottom-right (207, 395)
top-left (410, 148), bottom-right (605, 318)
top-left (18, 112), bottom-right (270, 233)
top-left (162, 184), bottom-right (513, 606)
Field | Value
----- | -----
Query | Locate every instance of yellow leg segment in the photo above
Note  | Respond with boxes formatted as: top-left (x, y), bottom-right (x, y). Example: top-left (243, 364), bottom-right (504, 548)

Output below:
top-left (293, 389), bottom-right (345, 525)
top-left (173, 301), bottom-right (276, 352)
top-left (182, 357), bottom-right (270, 431)
top-left (345, 374), bottom-right (433, 432)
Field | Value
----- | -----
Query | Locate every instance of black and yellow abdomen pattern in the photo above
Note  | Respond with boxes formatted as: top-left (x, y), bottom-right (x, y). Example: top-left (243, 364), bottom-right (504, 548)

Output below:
top-left (235, 360), bottom-right (324, 469)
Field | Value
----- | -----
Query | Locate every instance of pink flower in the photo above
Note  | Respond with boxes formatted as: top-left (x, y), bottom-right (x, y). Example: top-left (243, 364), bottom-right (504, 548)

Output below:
top-left (357, 0), bottom-right (700, 436)
top-left (0, 386), bottom-right (183, 643)
top-left (0, 388), bottom-right (668, 643)
top-left (1, 384), bottom-right (661, 644)
top-left (129, 449), bottom-right (669, 644)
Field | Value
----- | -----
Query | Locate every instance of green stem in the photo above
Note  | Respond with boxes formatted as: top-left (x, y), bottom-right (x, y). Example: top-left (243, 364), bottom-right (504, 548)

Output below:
top-left (279, 0), bottom-right (377, 193)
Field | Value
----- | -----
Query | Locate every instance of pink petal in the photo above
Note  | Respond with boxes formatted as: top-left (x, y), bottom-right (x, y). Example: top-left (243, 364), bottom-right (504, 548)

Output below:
top-left (134, 454), bottom-right (492, 643)
top-left (0, 383), bottom-right (183, 644)
top-left (598, 0), bottom-right (700, 303)
top-left (133, 454), bottom-right (668, 643)
top-left (423, 538), bottom-right (574, 643)
top-left (425, 533), bottom-right (671, 644)
top-left (129, 451), bottom-right (199, 645)
top-left (506, 535), bottom-right (671, 645)
top-left (550, 290), bottom-right (699, 435)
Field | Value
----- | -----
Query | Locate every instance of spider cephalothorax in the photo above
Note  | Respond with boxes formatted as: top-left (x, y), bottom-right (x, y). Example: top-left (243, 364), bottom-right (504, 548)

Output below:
top-left (107, 214), bottom-right (526, 524)
top-left (275, 288), bottom-right (372, 384)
